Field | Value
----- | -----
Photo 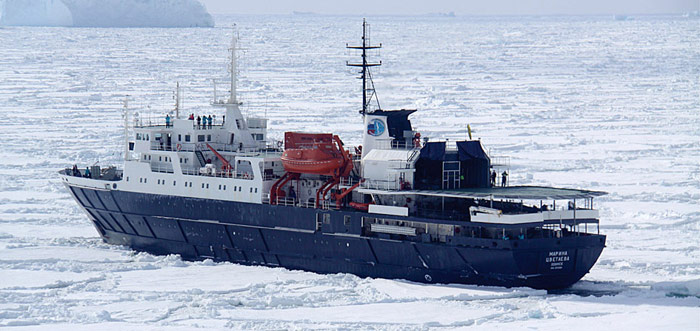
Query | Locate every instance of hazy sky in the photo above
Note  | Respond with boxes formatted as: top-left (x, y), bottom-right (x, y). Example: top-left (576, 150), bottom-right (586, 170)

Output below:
top-left (200, 0), bottom-right (699, 15)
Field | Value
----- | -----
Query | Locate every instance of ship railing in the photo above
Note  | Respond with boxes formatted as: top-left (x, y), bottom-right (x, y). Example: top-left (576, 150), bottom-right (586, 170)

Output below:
top-left (261, 194), bottom-right (337, 210)
top-left (489, 155), bottom-right (510, 168)
top-left (361, 179), bottom-right (401, 191)
top-left (62, 166), bottom-right (123, 181)
top-left (148, 142), bottom-right (282, 157)
top-left (387, 159), bottom-right (413, 169)
top-left (134, 119), bottom-right (223, 129)
top-left (180, 168), bottom-right (255, 180)
top-left (339, 176), bottom-right (363, 187)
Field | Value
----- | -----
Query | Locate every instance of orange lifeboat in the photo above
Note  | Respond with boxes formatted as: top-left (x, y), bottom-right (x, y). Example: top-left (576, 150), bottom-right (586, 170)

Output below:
top-left (281, 132), bottom-right (352, 176)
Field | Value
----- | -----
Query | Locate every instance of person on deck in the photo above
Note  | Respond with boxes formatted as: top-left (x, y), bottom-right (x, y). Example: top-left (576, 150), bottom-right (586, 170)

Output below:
top-left (84, 167), bottom-right (91, 178)
top-left (188, 113), bottom-right (194, 120)
top-left (196, 116), bottom-right (201, 129)
top-left (501, 171), bottom-right (508, 187)
top-left (289, 186), bottom-right (297, 201)
top-left (165, 114), bottom-right (171, 127)
top-left (72, 164), bottom-right (80, 177)
top-left (208, 115), bottom-right (213, 129)
top-left (491, 170), bottom-right (497, 187)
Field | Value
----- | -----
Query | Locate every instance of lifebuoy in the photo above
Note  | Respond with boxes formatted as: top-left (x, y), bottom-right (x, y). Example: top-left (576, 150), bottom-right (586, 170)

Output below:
top-left (176, 143), bottom-right (182, 151)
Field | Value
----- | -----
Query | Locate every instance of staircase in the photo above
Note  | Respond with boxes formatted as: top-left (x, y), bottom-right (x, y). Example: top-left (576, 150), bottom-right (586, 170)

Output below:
top-left (195, 150), bottom-right (206, 166)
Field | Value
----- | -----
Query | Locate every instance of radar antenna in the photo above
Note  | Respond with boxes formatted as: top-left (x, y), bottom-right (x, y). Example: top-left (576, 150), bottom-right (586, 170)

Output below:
top-left (347, 19), bottom-right (382, 115)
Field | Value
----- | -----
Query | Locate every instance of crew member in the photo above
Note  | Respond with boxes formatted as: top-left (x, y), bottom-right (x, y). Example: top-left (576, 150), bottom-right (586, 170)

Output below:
top-left (491, 170), bottom-right (497, 187)
top-left (501, 171), bottom-right (508, 187)
top-left (165, 114), bottom-right (171, 127)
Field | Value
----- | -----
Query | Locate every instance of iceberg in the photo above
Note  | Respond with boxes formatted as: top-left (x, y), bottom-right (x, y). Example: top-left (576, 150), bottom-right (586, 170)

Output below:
top-left (0, 0), bottom-right (214, 27)
top-left (0, 0), bottom-right (73, 26)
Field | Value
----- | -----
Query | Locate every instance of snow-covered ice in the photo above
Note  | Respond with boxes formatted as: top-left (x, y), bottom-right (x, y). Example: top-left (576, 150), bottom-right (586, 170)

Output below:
top-left (0, 0), bottom-right (214, 27)
top-left (0, 14), bottom-right (698, 329)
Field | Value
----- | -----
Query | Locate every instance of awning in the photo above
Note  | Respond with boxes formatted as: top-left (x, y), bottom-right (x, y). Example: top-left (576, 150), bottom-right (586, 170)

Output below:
top-left (357, 185), bottom-right (607, 200)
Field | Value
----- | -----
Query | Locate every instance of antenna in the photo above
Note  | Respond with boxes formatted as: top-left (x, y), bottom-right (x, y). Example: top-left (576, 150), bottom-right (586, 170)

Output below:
top-left (174, 82), bottom-right (180, 119)
top-left (229, 24), bottom-right (238, 105)
top-left (123, 96), bottom-right (130, 162)
top-left (346, 18), bottom-right (382, 115)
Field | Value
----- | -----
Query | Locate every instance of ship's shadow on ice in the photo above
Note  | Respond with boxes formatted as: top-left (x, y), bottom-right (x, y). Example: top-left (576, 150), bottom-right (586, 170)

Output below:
top-left (549, 279), bottom-right (700, 301)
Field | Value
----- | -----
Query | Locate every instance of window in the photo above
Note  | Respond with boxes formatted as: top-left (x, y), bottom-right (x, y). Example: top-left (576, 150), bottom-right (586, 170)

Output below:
top-left (159, 156), bottom-right (162, 161)
top-left (344, 215), bottom-right (351, 226)
top-left (144, 178), bottom-right (147, 183)
top-left (202, 183), bottom-right (205, 188)
top-left (143, 155), bottom-right (147, 160)
top-left (323, 214), bottom-right (331, 224)
top-left (198, 135), bottom-right (205, 142)
top-left (207, 135), bottom-right (211, 141)
top-left (136, 133), bottom-right (142, 140)
top-left (173, 181), bottom-right (176, 186)
top-left (255, 188), bottom-right (258, 193)
top-left (223, 185), bottom-right (226, 190)
top-left (206, 184), bottom-right (209, 188)
top-left (185, 135), bottom-right (191, 142)
top-left (126, 177), bottom-right (129, 182)
top-left (178, 134), bottom-right (181, 141)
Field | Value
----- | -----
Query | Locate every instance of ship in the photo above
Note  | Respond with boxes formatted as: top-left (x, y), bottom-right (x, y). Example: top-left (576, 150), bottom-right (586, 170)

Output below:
top-left (59, 20), bottom-right (606, 290)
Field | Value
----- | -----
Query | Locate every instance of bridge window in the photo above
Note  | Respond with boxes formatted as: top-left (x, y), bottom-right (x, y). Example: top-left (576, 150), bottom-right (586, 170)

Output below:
top-left (198, 135), bottom-right (205, 142)
top-left (185, 135), bottom-right (191, 142)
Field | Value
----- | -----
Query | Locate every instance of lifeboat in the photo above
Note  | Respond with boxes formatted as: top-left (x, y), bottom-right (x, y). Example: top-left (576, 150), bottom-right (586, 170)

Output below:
top-left (281, 132), bottom-right (352, 176)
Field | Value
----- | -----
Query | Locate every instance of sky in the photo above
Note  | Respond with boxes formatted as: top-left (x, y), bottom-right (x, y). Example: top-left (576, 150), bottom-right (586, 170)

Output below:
top-left (199, 0), bottom-right (700, 15)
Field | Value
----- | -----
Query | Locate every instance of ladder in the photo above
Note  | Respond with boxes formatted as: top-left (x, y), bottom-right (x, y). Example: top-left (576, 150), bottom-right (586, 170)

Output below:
top-left (195, 150), bottom-right (206, 166)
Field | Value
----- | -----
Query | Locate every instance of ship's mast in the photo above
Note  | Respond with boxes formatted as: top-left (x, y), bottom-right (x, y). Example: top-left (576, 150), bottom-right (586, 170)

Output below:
top-left (347, 19), bottom-right (382, 115)
top-left (123, 97), bottom-right (130, 161)
top-left (229, 25), bottom-right (238, 105)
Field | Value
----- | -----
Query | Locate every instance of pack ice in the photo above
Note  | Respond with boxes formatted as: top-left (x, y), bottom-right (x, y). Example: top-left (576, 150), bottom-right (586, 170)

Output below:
top-left (0, 0), bottom-right (214, 27)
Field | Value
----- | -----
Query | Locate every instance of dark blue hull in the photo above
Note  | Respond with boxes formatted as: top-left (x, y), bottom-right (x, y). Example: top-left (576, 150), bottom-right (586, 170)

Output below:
top-left (65, 184), bottom-right (605, 290)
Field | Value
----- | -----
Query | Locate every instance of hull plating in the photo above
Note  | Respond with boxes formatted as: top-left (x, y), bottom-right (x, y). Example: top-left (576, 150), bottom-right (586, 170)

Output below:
top-left (65, 184), bottom-right (605, 290)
